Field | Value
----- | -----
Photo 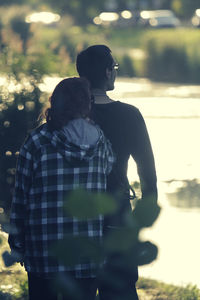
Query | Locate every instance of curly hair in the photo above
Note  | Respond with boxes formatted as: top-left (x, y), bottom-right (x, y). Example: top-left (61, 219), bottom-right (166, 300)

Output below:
top-left (45, 77), bottom-right (91, 130)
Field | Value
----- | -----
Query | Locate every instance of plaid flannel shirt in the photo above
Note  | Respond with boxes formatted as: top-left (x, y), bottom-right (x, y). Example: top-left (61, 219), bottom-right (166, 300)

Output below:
top-left (9, 123), bottom-right (115, 278)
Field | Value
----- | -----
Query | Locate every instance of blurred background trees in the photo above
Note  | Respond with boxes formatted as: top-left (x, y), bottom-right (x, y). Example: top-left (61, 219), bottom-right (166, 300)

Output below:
top-left (0, 77), bottom-right (43, 214)
top-left (0, 0), bottom-right (200, 24)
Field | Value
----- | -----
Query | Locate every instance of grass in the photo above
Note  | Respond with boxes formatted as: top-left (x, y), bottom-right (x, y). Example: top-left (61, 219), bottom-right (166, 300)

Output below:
top-left (0, 232), bottom-right (27, 300)
top-left (137, 277), bottom-right (200, 300)
top-left (106, 26), bottom-right (200, 49)
top-left (0, 271), bottom-right (200, 300)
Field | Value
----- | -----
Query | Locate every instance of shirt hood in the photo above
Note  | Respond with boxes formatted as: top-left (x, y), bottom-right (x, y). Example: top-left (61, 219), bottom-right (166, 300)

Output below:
top-left (43, 119), bottom-right (102, 162)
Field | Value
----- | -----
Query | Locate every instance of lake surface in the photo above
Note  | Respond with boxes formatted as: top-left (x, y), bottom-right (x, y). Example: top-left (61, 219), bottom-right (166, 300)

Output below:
top-left (108, 78), bottom-right (200, 288)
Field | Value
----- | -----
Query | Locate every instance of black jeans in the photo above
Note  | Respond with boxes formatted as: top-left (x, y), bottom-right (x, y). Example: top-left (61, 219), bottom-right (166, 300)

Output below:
top-left (28, 272), bottom-right (97, 300)
top-left (97, 253), bottom-right (139, 300)
top-left (97, 221), bottom-right (139, 300)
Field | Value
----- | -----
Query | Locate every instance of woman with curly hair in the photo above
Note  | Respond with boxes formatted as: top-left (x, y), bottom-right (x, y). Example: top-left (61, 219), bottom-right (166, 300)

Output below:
top-left (8, 77), bottom-right (115, 300)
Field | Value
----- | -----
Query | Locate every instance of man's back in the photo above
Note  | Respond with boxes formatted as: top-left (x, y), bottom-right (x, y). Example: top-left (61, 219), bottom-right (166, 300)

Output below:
top-left (92, 101), bottom-right (157, 197)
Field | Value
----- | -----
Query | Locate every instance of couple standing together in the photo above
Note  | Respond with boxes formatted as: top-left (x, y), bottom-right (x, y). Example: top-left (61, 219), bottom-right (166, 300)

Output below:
top-left (9, 45), bottom-right (159, 300)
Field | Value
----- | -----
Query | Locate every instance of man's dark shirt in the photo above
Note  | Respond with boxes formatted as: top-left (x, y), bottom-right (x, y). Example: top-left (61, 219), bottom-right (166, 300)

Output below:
top-left (92, 101), bottom-right (157, 217)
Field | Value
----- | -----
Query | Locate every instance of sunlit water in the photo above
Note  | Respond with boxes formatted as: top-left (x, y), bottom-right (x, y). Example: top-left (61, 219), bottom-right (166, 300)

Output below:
top-left (108, 78), bottom-right (200, 288)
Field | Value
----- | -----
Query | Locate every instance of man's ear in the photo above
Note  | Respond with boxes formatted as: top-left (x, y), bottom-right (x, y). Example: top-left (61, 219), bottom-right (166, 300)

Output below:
top-left (106, 68), bottom-right (112, 79)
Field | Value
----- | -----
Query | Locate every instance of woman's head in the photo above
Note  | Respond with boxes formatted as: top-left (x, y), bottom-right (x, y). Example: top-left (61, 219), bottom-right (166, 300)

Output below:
top-left (76, 45), bottom-right (117, 90)
top-left (45, 77), bottom-right (91, 130)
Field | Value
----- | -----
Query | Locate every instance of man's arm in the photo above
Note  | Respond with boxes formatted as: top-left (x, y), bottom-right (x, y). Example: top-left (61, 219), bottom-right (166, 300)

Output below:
top-left (128, 107), bottom-right (157, 200)
top-left (128, 107), bottom-right (160, 227)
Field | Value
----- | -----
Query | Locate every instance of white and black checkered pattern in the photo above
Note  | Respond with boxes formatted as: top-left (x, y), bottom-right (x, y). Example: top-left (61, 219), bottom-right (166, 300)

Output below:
top-left (9, 123), bottom-right (115, 278)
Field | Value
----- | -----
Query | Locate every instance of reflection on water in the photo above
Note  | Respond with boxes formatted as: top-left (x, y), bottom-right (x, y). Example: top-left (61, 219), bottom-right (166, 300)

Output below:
top-left (111, 77), bottom-right (200, 99)
top-left (110, 79), bottom-right (200, 182)
top-left (166, 179), bottom-right (200, 208)
top-left (139, 195), bottom-right (200, 288)
top-left (108, 78), bottom-right (200, 288)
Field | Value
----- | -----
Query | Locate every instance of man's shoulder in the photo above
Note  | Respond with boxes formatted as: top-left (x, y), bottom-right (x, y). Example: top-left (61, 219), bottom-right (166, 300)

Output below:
top-left (115, 101), bottom-right (140, 113)
top-left (93, 101), bottom-right (144, 127)
top-left (112, 101), bottom-right (143, 121)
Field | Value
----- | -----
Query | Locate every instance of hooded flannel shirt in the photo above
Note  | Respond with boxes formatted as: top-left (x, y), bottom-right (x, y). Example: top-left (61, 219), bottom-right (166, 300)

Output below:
top-left (9, 122), bottom-right (115, 278)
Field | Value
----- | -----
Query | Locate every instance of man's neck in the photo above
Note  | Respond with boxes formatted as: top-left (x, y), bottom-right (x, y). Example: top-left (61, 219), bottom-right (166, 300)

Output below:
top-left (91, 88), bottom-right (114, 104)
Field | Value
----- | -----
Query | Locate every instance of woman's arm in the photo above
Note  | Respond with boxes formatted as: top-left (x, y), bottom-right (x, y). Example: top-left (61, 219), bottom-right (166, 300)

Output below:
top-left (8, 144), bottom-right (33, 256)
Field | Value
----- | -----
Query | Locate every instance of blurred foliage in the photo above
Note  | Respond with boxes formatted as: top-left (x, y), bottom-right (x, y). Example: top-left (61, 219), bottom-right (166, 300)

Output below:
top-left (1, 6), bottom-right (200, 82)
top-left (52, 189), bottom-right (160, 268)
top-left (0, 6), bottom-right (78, 77)
top-left (0, 291), bottom-right (12, 300)
top-left (144, 30), bottom-right (200, 83)
top-left (0, 279), bottom-right (28, 300)
top-left (172, 0), bottom-right (200, 18)
top-left (0, 74), bottom-right (43, 214)
top-left (117, 54), bottom-right (136, 77)
top-left (42, 0), bottom-right (105, 26)
top-left (132, 197), bottom-right (160, 228)
top-left (0, 6), bottom-right (79, 218)
top-left (145, 38), bottom-right (190, 83)
top-left (52, 235), bottom-right (105, 267)
top-left (1, 187), bottom-right (160, 298)
top-left (47, 189), bottom-right (159, 300)
top-left (108, 27), bottom-right (200, 82)
top-left (10, 16), bottom-right (31, 54)
top-left (64, 189), bottom-right (117, 219)
top-left (0, 0), bottom-right (200, 23)
top-left (15, 281), bottom-right (28, 300)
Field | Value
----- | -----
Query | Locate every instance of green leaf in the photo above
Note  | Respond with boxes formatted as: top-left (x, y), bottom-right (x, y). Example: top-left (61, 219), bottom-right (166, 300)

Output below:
top-left (51, 236), bottom-right (104, 266)
top-left (103, 227), bottom-right (138, 253)
top-left (64, 189), bottom-right (117, 219)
